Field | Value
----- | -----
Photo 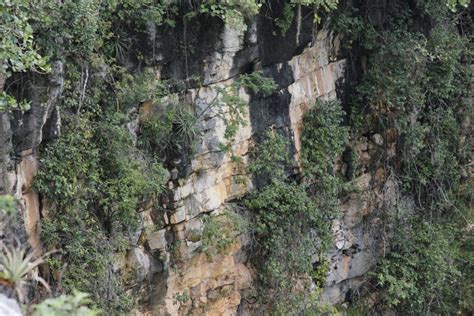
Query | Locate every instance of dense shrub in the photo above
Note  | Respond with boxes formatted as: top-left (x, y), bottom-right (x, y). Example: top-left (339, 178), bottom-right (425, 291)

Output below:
top-left (249, 130), bottom-right (292, 185)
top-left (301, 100), bottom-right (349, 214)
top-left (35, 115), bottom-right (167, 312)
top-left (246, 179), bottom-right (331, 313)
top-left (373, 219), bottom-right (465, 314)
top-left (201, 209), bottom-right (248, 260)
top-left (246, 114), bottom-right (347, 312)
top-left (333, 0), bottom-right (472, 313)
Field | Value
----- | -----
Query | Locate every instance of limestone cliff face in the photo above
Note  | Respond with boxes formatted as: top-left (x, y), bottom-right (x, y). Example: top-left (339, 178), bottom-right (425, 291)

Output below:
top-left (1, 8), bottom-right (396, 316)
top-left (140, 22), bottom-right (349, 315)
top-left (0, 61), bottom-right (63, 255)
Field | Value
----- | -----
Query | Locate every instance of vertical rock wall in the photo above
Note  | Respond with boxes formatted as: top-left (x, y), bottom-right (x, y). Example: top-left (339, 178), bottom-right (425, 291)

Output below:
top-left (1, 9), bottom-right (397, 315)
top-left (136, 16), bottom-right (369, 314)
top-left (1, 63), bottom-right (63, 254)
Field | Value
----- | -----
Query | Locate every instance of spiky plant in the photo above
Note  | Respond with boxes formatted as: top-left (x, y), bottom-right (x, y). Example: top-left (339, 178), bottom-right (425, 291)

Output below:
top-left (0, 241), bottom-right (52, 302)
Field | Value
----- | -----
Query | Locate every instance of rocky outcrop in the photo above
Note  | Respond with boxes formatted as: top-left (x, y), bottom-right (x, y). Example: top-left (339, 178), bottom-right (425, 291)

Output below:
top-left (0, 62), bottom-right (63, 254)
top-left (1, 8), bottom-right (397, 316)
top-left (127, 14), bottom-right (393, 314)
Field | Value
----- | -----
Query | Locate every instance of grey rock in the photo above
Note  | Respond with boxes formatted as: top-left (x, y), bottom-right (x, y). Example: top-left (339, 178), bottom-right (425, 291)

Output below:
top-left (148, 228), bottom-right (168, 251)
top-left (127, 247), bottom-right (151, 282)
top-left (372, 133), bottom-right (384, 146)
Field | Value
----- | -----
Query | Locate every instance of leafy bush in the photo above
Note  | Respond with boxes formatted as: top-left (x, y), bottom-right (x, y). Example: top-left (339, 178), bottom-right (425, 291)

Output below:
top-left (115, 71), bottom-right (171, 113)
top-left (32, 291), bottom-right (99, 316)
top-left (0, 0), bottom-right (50, 111)
top-left (301, 99), bottom-right (348, 216)
top-left (198, 0), bottom-right (262, 30)
top-left (275, 0), bottom-right (340, 34)
top-left (201, 209), bottom-right (248, 260)
top-left (95, 117), bottom-right (167, 233)
top-left (245, 98), bottom-right (348, 313)
top-left (35, 115), bottom-right (167, 312)
top-left (301, 99), bottom-right (348, 180)
top-left (140, 105), bottom-right (199, 165)
top-left (373, 219), bottom-right (464, 314)
top-left (249, 130), bottom-right (292, 185)
top-left (246, 180), bottom-right (331, 313)
top-left (333, 0), bottom-right (472, 312)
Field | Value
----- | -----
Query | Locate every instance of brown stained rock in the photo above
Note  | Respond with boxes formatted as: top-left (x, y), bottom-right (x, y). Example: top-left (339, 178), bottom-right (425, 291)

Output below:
top-left (375, 168), bottom-right (385, 182)
top-left (138, 100), bottom-right (153, 122)
top-left (184, 217), bottom-right (203, 242)
top-left (15, 153), bottom-right (43, 254)
top-left (170, 207), bottom-right (187, 224)
top-left (159, 240), bottom-right (252, 315)
top-left (203, 290), bottom-right (241, 316)
top-left (22, 192), bottom-right (41, 252)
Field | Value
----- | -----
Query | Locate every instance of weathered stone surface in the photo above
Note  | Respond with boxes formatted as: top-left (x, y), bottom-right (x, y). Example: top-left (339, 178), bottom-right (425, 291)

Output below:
top-left (126, 247), bottom-right (151, 282)
top-left (147, 228), bottom-right (169, 251)
top-left (157, 241), bottom-right (252, 316)
top-left (11, 61), bottom-right (63, 153)
top-left (4, 9), bottom-right (397, 315)
top-left (140, 19), bottom-right (353, 315)
top-left (321, 171), bottom-right (397, 305)
top-left (170, 207), bottom-right (187, 224)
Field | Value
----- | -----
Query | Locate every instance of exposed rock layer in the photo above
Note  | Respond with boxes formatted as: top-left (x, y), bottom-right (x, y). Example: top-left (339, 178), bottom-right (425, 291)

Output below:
top-left (1, 11), bottom-right (396, 316)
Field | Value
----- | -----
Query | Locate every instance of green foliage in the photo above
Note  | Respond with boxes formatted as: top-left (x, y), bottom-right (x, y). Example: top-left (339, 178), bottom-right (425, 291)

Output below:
top-left (275, 4), bottom-right (295, 35)
top-left (446, 0), bottom-right (471, 10)
top-left (35, 117), bottom-right (100, 205)
top-left (301, 100), bottom-right (348, 179)
top-left (0, 242), bottom-right (50, 302)
top-left (95, 117), bottom-right (167, 232)
top-left (246, 180), bottom-right (331, 313)
top-left (199, 0), bottom-right (262, 30)
top-left (140, 105), bottom-right (199, 163)
top-left (0, 0), bottom-right (50, 111)
top-left (201, 209), bottom-right (248, 260)
top-left (301, 99), bottom-right (348, 215)
top-left (173, 291), bottom-right (190, 305)
top-left (35, 115), bottom-right (166, 312)
top-left (108, 0), bottom-right (179, 28)
top-left (249, 130), bottom-right (292, 183)
top-left (337, 0), bottom-right (471, 213)
top-left (140, 71), bottom-right (275, 168)
top-left (0, 1), bottom-right (50, 75)
top-left (336, 1), bottom-right (471, 134)
top-left (214, 72), bottom-right (276, 154)
top-left (32, 291), bottom-right (99, 316)
top-left (275, 0), bottom-right (340, 34)
top-left (27, 0), bottom-right (104, 62)
top-left (115, 71), bottom-right (171, 112)
top-left (244, 98), bottom-right (349, 313)
top-left (334, 0), bottom-right (472, 312)
top-left (235, 71), bottom-right (277, 95)
top-left (0, 195), bottom-right (16, 216)
top-left (373, 219), bottom-right (466, 314)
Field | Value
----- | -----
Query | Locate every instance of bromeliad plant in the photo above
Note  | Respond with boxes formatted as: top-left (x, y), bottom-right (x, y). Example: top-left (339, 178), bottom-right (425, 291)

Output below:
top-left (0, 241), bottom-right (54, 302)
